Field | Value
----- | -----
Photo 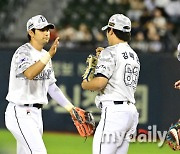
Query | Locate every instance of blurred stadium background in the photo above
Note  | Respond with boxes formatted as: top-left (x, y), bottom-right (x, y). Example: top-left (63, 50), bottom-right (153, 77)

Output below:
top-left (0, 0), bottom-right (180, 153)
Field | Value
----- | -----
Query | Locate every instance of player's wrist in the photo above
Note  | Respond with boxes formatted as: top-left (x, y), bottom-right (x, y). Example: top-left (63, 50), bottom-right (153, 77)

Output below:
top-left (48, 51), bottom-right (55, 58)
top-left (82, 78), bottom-right (88, 82)
top-left (64, 103), bottom-right (74, 112)
top-left (40, 52), bottom-right (51, 64)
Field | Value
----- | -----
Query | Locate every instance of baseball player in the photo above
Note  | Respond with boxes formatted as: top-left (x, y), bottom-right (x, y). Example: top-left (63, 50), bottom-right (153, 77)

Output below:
top-left (174, 43), bottom-right (180, 89)
top-left (5, 15), bottom-right (75, 154)
top-left (81, 14), bottom-right (140, 154)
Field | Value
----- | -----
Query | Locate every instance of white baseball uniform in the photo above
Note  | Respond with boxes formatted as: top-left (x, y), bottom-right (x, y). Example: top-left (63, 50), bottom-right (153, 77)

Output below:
top-left (93, 42), bottom-right (140, 154)
top-left (5, 43), bottom-right (56, 154)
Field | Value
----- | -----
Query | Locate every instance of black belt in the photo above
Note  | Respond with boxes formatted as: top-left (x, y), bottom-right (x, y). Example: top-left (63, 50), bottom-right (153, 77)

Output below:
top-left (24, 103), bottom-right (43, 109)
top-left (114, 101), bottom-right (124, 105)
top-left (99, 101), bottom-right (129, 108)
top-left (114, 101), bottom-right (131, 105)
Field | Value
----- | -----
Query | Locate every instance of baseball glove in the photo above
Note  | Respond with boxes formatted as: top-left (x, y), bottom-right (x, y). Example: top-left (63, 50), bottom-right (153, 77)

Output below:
top-left (71, 107), bottom-right (95, 137)
top-left (82, 54), bottom-right (98, 81)
top-left (166, 119), bottom-right (180, 150)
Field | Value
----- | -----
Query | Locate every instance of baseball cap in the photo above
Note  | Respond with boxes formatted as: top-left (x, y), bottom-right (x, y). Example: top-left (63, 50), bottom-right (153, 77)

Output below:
top-left (26, 15), bottom-right (55, 31)
top-left (101, 14), bottom-right (131, 32)
top-left (177, 43), bottom-right (180, 61)
top-left (178, 43), bottom-right (180, 52)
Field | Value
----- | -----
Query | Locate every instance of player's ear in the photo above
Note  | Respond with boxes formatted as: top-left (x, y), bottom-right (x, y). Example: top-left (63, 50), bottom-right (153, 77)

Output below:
top-left (109, 28), bottom-right (114, 35)
top-left (28, 30), bottom-right (35, 38)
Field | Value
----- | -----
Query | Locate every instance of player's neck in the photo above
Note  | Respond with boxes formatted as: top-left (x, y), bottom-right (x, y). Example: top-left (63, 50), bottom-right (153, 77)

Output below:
top-left (110, 39), bottom-right (126, 46)
top-left (30, 41), bottom-right (44, 51)
top-left (117, 39), bottom-right (126, 44)
top-left (109, 34), bottom-right (126, 46)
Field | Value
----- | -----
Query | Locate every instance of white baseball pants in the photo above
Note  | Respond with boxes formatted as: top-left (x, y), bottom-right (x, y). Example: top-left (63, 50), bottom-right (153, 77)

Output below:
top-left (5, 102), bottom-right (47, 154)
top-left (93, 101), bottom-right (139, 154)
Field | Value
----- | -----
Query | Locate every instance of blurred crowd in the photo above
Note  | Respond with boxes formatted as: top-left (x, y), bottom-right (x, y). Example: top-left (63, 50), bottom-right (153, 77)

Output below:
top-left (0, 0), bottom-right (179, 53)
top-left (0, 0), bottom-right (30, 41)
top-left (50, 0), bottom-right (180, 53)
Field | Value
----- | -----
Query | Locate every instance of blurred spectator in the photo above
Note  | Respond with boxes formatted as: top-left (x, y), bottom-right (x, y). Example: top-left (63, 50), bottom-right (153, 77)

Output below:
top-left (146, 22), bottom-right (163, 52)
top-left (91, 27), bottom-right (107, 47)
top-left (152, 7), bottom-right (167, 36)
top-left (58, 24), bottom-right (77, 41)
top-left (0, 0), bottom-right (179, 53)
top-left (92, 27), bottom-right (105, 42)
top-left (144, 0), bottom-right (156, 11)
top-left (139, 8), bottom-right (153, 26)
top-left (130, 31), bottom-right (149, 53)
top-left (144, 0), bottom-right (170, 11)
top-left (127, 0), bottom-right (145, 21)
top-left (154, 0), bottom-right (170, 8)
top-left (162, 20), bottom-right (179, 53)
top-left (165, 0), bottom-right (180, 24)
top-left (75, 23), bottom-right (92, 42)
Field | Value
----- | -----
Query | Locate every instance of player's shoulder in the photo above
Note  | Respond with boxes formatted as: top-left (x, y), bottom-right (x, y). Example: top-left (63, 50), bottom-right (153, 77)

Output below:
top-left (116, 43), bottom-right (140, 65)
top-left (102, 43), bottom-right (127, 58)
top-left (104, 45), bottom-right (116, 53)
top-left (128, 47), bottom-right (140, 65)
top-left (15, 43), bottom-right (31, 56)
top-left (128, 46), bottom-right (138, 56)
top-left (121, 43), bottom-right (138, 56)
top-left (103, 43), bottom-right (127, 54)
top-left (101, 45), bottom-right (116, 57)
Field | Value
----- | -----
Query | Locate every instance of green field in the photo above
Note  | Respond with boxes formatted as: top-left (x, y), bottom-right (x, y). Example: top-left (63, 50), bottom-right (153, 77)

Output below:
top-left (0, 129), bottom-right (177, 154)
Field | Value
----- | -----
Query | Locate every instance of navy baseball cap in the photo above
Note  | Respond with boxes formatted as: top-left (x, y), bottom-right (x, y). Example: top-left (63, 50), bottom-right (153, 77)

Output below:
top-left (26, 15), bottom-right (55, 31)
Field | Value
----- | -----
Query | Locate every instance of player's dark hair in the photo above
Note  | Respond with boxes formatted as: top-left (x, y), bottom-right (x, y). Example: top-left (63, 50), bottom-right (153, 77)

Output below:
top-left (27, 29), bottom-right (35, 41)
top-left (107, 27), bottom-right (131, 42)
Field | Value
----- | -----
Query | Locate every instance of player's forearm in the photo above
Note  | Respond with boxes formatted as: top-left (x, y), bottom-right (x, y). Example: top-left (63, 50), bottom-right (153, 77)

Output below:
top-left (48, 83), bottom-right (74, 112)
top-left (24, 52), bottom-right (51, 80)
top-left (23, 60), bottom-right (47, 80)
top-left (81, 77), bottom-right (108, 91)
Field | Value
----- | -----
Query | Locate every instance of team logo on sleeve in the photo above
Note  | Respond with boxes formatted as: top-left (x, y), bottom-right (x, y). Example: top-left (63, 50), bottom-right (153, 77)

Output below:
top-left (18, 57), bottom-right (30, 69)
top-left (19, 57), bottom-right (28, 64)
top-left (20, 58), bottom-right (26, 62)
top-left (33, 69), bottom-right (52, 80)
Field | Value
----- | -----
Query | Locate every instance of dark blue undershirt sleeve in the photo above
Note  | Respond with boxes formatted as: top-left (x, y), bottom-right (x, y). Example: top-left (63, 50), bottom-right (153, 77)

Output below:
top-left (94, 73), bottom-right (109, 79)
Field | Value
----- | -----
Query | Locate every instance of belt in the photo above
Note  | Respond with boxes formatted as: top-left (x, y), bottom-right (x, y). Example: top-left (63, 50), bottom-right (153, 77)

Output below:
top-left (99, 101), bottom-right (131, 108)
top-left (114, 101), bottom-right (131, 105)
top-left (114, 101), bottom-right (124, 105)
top-left (24, 103), bottom-right (43, 109)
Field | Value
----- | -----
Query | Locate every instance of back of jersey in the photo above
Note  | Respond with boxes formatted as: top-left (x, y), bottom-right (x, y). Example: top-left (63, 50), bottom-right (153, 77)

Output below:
top-left (95, 42), bottom-right (140, 104)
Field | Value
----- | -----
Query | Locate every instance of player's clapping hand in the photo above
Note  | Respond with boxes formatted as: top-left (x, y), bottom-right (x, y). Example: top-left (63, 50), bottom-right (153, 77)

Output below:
top-left (96, 47), bottom-right (104, 57)
top-left (174, 80), bottom-right (180, 89)
top-left (49, 37), bottom-right (60, 57)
